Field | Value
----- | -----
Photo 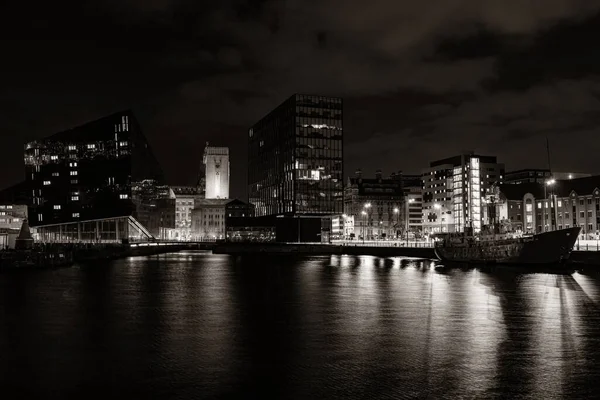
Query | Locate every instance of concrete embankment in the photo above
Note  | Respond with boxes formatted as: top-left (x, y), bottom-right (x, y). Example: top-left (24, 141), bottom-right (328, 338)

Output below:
top-left (74, 243), bottom-right (214, 262)
top-left (213, 243), bottom-right (436, 259)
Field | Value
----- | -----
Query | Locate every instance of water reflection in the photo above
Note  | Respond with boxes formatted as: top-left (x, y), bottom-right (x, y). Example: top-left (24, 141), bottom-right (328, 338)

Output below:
top-left (1, 253), bottom-right (600, 399)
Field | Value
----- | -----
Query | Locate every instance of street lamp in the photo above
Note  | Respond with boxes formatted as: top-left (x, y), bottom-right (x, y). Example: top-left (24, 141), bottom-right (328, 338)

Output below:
top-left (363, 203), bottom-right (372, 240)
top-left (405, 198), bottom-right (415, 246)
top-left (361, 210), bottom-right (367, 243)
top-left (393, 207), bottom-right (399, 240)
top-left (545, 179), bottom-right (556, 231)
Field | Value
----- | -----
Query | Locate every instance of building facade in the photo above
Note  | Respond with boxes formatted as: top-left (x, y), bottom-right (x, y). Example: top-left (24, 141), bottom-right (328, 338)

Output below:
top-left (343, 170), bottom-right (404, 240)
top-left (23, 110), bottom-right (173, 243)
top-left (422, 153), bottom-right (504, 234)
top-left (191, 199), bottom-right (253, 240)
top-left (490, 176), bottom-right (600, 238)
top-left (204, 145), bottom-right (230, 199)
top-left (249, 94), bottom-right (343, 217)
top-left (169, 186), bottom-right (203, 240)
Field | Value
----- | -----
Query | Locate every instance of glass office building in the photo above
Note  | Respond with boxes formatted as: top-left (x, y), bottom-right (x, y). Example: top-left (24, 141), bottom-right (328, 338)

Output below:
top-left (24, 110), bottom-right (174, 242)
top-left (248, 94), bottom-right (343, 218)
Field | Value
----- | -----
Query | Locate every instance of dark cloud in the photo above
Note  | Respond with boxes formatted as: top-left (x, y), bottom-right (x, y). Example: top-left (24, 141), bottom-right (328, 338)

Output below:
top-left (1, 0), bottom-right (600, 197)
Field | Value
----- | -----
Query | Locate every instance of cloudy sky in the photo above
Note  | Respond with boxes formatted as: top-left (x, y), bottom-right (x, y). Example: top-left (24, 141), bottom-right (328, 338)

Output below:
top-left (1, 0), bottom-right (600, 198)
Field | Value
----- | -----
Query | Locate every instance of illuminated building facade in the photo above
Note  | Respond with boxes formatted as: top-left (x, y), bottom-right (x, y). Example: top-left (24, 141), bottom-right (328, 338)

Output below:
top-left (343, 170), bottom-right (404, 240)
top-left (190, 199), bottom-right (253, 240)
top-left (204, 145), bottom-right (230, 199)
top-left (170, 185), bottom-right (203, 240)
top-left (0, 204), bottom-right (28, 249)
top-left (490, 176), bottom-right (600, 237)
top-left (401, 174), bottom-right (424, 237)
top-left (24, 110), bottom-right (174, 242)
top-left (422, 153), bottom-right (504, 234)
top-left (248, 94), bottom-right (343, 241)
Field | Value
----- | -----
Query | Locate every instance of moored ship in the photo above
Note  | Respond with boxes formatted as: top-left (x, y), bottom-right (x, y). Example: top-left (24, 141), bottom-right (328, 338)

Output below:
top-left (434, 226), bottom-right (581, 265)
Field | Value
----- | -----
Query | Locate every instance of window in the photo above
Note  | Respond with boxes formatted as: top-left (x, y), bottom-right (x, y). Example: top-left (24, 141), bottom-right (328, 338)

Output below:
top-left (526, 204), bottom-right (533, 212)
top-left (69, 162), bottom-right (78, 167)
top-left (589, 211), bottom-right (593, 217)
top-left (52, 172), bottom-right (59, 177)
top-left (580, 199), bottom-right (584, 206)
top-left (580, 211), bottom-right (585, 218)
top-left (565, 212), bottom-right (569, 219)
top-left (72, 213), bottom-right (80, 218)
top-left (43, 181), bottom-right (51, 186)
top-left (50, 155), bottom-right (58, 160)
top-left (71, 196), bottom-right (79, 201)
top-left (68, 145), bottom-right (77, 151)
top-left (589, 224), bottom-right (594, 232)
top-left (70, 171), bottom-right (78, 176)
top-left (558, 200), bottom-right (562, 207)
top-left (54, 205), bottom-right (61, 210)
top-left (38, 214), bottom-right (43, 222)
top-left (588, 199), bottom-right (592, 205)
top-left (119, 141), bottom-right (128, 147)
top-left (71, 179), bottom-right (78, 184)
top-left (537, 202), bottom-right (542, 209)
top-left (87, 144), bottom-right (96, 149)
top-left (119, 194), bottom-right (128, 199)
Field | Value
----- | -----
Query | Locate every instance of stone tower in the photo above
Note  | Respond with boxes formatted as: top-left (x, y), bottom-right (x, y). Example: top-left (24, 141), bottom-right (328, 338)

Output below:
top-left (203, 143), bottom-right (230, 199)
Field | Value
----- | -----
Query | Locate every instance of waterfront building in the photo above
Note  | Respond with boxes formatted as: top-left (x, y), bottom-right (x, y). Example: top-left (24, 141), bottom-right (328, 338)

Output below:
top-left (190, 199), bottom-right (253, 240)
top-left (204, 144), bottom-right (230, 199)
top-left (487, 176), bottom-right (600, 238)
top-left (504, 169), bottom-right (591, 185)
top-left (169, 185), bottom-right (203, 241)
top-left (331, 214), bottom-right (354, 239)
top-left (248, 94), bottom-right (343, 242)
top-left (343, 169), bottom-right (404, 240)
top-left (0, 204), bottom-right (28, 249)
top-left (23, 110), bottom-right (174, 243)
top-left (422, 152), bottom-right (504, 234)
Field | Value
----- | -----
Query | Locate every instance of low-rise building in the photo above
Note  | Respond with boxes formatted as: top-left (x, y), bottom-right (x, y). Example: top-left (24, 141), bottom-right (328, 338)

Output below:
top-left (344, 169), bottom-right (404, 240)
top-left (504, 169), bottom-right (591, 185)
top-left (0, 204), bottom-right (28, 249)
top-left (191, 199), bottom-right (253, 240)
top-left (485, 176), bottom-right (600, 238)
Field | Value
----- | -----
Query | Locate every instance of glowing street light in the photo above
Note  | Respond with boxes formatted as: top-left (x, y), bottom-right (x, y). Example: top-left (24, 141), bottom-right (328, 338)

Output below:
top-left (546, 179), bottom-right (556, 186)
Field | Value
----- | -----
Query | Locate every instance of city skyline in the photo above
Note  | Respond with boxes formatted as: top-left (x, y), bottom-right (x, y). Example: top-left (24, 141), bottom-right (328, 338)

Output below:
top-left (2, 3), bottom-right (600, 199)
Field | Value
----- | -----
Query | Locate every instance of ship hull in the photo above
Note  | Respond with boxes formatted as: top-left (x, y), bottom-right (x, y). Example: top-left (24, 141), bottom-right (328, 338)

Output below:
top-left (435, 227), bottom-right (581, 265)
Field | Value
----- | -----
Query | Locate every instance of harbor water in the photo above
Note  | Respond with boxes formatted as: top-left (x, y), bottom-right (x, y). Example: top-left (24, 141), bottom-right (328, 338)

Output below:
top-left (1, 251), bottom-right (600, 399)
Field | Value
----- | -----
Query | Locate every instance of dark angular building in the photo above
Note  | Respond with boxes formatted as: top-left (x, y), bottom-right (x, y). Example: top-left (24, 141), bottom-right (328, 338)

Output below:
top-left (248, 94), bottom-right (343, 241)
top-left (24, 110), bottom-right (174, 242)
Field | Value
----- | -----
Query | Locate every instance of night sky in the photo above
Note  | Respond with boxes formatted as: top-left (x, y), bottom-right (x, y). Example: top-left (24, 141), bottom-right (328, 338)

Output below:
top-left (2, 1), bottom-right (600, 199)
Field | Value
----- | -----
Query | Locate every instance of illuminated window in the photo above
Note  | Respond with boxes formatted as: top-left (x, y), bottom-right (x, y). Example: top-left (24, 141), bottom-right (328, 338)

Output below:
top-left (72, 213), bottom-right (80, 218)
top-left (70, 171), bottom-right (78, 176)
top-left (558, 200), bottom-right (562, 207)
top-left (54, 205), bottom-right (61, 210)
top-left (71, 179), bottom-right (78, 184)
top-left (119, 141), bottom-right (128, 147)
top-left (43, 181), bottom-right (51, 186)
top-left (69, 162), bottom-right (78, 167)
top-left (50, 155), bottom-right (58, 161)
top-left (52, 172), bottom-right (59, 177)
top-left (38, 214), bottom-right (43, 222)
top-left (71, 196), bottom-right (79, 201)
top-left (87, 144), bottom-right (96, 149)
top-left (537, 202), bottom-right (542, 209)
top-left (68, 145), bottom-right (77, 151)
top-left (119, 194), bottom-right (129, 199)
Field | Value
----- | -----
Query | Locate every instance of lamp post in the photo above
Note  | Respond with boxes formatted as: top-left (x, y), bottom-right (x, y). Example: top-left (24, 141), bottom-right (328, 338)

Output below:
top-left (361, 210), bottom-right (367, 243)
top-left (545, 179), bottom-right (556, 231)
top-left (364, 202), bottom-right (371, 241)
top-left (406, 198), bottom-right (415, 245)
top-left (393, 207), bottom-right (399, 241)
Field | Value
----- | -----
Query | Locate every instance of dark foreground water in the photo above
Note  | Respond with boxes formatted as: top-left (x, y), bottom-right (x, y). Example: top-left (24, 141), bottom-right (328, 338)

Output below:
top-left (2, 251), bottom-right (600, 399)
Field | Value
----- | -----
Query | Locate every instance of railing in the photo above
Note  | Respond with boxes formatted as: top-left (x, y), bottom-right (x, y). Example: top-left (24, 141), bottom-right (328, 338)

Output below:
top-left (574, 239), bottom-right (600, 252)
top-left (330, 240), bottom-right (434, 248)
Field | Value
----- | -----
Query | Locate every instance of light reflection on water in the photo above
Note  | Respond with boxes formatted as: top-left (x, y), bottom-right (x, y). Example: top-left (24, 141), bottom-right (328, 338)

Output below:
top-left (1, 251), bottom-right (600, 399)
